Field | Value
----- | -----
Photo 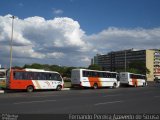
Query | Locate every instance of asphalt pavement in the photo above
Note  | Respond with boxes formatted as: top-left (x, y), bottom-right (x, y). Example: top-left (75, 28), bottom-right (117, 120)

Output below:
top-left (0, 82), bottom-right (160, 114)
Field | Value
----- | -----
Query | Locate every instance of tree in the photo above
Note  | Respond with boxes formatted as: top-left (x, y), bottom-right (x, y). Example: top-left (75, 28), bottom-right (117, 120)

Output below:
top-left (128, 61), bottom-right (150, 74)
top-left (88, 64), bottom-right (102, 71)
top-left (127, 68), bottom-right (140, 74)
top-left (23, 63), bottom-right (43, 69)
top-left (23, 63), bottom-right (78, 77)
top-left (62, 67), bottom-right (76, 77)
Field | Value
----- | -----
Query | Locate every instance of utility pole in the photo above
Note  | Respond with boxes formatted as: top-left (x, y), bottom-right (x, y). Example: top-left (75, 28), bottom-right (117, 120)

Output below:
top-left (9, 16), bottom-right (16, 72)
top-left (124, 50), bottom-right (126, 72)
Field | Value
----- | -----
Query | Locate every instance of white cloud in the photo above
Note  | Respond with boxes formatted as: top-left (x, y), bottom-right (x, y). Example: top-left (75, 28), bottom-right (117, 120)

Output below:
top-left (81, 56), bottom-right (91, 62)
top-left (0, 14), bottom-right (91, 67)
top-left (86, 27), bottom-right (160, 53)
top-left (53, 8), bottom-right (63, 15)
top-left (46, 52), bottom-right (65, 59)
top-left (0, 14), bottom-right (160, 67)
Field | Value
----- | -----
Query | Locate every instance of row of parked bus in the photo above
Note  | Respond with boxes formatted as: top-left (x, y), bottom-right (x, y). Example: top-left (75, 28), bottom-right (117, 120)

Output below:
top-left (0, 68), bottom-right (147, 92)
top-left (71, 69), bottom-right (147, 89)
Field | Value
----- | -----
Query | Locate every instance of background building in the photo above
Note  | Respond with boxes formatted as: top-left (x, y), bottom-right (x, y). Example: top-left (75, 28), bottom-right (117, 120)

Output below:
top-left (91, 49), bottom-right (160, 81)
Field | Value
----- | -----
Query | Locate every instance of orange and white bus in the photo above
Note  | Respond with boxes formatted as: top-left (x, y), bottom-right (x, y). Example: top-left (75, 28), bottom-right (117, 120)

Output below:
top-left (119, 72), bottom-right (147, 87)
top-left (71, 69), bottom-right (120, 89)
top-left (0, 69), bottom-right (7, 89)
top-left (6, 68), bottom-right (64, 92)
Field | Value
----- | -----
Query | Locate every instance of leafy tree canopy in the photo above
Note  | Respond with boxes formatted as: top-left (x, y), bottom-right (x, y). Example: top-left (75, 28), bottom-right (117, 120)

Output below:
top-left (88, 64), bottom-right (102, 71)
top-left (128, 61), bottom-right (150, 74)
top-left (23, 63), bottom-right (79, 77)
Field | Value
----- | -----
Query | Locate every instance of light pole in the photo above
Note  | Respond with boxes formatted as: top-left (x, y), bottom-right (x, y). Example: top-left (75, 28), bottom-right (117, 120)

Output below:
top-left (9, 15), bottom-right (16, 72)
top-left (124, 50), bottom-right (126, 72)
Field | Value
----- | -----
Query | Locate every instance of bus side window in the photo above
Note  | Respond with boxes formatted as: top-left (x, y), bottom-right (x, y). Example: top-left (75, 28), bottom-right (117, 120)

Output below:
top-left (83, 71), bottom-right (87, 77)
top-left (43, 73), bottom-right (47, 80)
top-left (27, 72), bottom-right (33, 80)
top-left (111, 73), bottom-right (116, 78)
top-left (93, 72), bottom-right (99, 77)
top-left (56, 74), bottom-right (62, 81)
top-left (48, 73), bottom-right (52, 80)
top-left (50, 73), bottom-right (55, 80)
top-left (130, 74), bottom-right (136, 79)
top-left (106, 73), bottom-right (111, 78)
top-left (87, 71), bottom-right (92, 77)
top-left (46, 73), bottom-right (51, 80)
top-left (88, 71), bottom-right (92, 77)
top-left (103, 72), bottom-right (107, 78)
top-left (14, 72), bottom-right (23, 80)
top-left (32, 72), bottom-right (37, 80)
top-left (99, 72), bottom-right (103, 78)
top-left (51, 73), bottom-right (62, 81)
top-left (39, 73), bottom-right (46, 80)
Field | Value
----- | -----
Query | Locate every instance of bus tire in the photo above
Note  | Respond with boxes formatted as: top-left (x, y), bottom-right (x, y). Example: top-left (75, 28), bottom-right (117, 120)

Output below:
top-left (56, 85), bottom-right (62, 91)
top-left (134, 83), bottom-right (137, 87)
top-left (143, 82), bottom-right (146, 87)
top-left (93, 83), bottom-right (98, 89)
top-left (113, 83), bottom-right (117, 89)
top-left (26, 85), bottom-right (34, 92)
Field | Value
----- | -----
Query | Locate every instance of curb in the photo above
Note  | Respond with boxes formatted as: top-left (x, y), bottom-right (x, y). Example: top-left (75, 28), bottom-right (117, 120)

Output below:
top-left (62, 88), bottom-right (71, 91)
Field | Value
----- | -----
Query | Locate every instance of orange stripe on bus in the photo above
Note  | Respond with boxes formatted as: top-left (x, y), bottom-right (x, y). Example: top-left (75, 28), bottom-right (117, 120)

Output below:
top-left (88, 77), bottom-right (102, 87)
top-left (34, 80), bottom-right (41, 89)
top-left (132, 79), bottom-right (137, 86)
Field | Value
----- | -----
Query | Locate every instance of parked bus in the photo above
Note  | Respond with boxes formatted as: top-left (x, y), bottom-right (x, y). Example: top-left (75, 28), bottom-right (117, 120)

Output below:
top-left (6, 68), bottom-right (64, 92)
top-left (0, 69), bottom-right (7, 89)
top-left (71, 69), bottom-right (120, 89)
top-left (119, 72), bottom-right (147, 87)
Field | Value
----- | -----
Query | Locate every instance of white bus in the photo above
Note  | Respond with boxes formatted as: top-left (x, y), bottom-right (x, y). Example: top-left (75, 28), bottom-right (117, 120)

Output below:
top-left (6, 68), bottom-right (64, 92)
top-left (71, 69), bottom-right (120, 89)
top-left (119, 72), bottom-right (147, 87)
top-left (0, 69), bottom-right (7, 89)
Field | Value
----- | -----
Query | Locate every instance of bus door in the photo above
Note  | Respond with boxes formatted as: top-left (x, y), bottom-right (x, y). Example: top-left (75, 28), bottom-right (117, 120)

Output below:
top-left (42, 73), bottom-right (62, 89)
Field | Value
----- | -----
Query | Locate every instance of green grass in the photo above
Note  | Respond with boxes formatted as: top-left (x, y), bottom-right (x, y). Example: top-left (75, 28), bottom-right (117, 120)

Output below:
top-left (64, 81), bottom-right (71, 88)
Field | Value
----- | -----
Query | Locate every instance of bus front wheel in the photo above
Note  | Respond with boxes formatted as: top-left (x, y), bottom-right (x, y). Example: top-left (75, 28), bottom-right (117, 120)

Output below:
top-left (26, 86), bottom-right (34, 92)
top-left (112, 83), bottom-right (117, 89)
top-left (56, 85), bottom-right (62, 91)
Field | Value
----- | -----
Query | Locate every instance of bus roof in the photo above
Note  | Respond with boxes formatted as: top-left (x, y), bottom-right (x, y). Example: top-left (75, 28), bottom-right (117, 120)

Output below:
top-left (72, 68), bottom-right (117, 73)
top-left (120, 72), bottom-right (146, 76)
top-left (11, 68), bottom-right (59, 74)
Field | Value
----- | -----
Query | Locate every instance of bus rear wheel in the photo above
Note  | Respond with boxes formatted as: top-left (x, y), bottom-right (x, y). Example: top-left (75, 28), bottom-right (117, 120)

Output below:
top-left (134, 83), bottom-right (137, 87)
top-left (56, 85), bottom-right (62, 91)
top-left (26, 86), bottom-right (34, 92)
top-left (93, 83), bottom-right (98, 89)
top-left (143, 82), bottom-right (147, 87)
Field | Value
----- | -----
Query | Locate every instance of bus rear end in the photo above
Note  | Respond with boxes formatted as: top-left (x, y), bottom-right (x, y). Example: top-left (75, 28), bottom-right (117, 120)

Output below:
top-left (7, 69), bottom-right (34, 90)
top-left (71, 69), bottom-right (82, 87)
top-left (0, 69), bottom-right (7, 89)
top-left (120, 72), bottom-right (129, 85)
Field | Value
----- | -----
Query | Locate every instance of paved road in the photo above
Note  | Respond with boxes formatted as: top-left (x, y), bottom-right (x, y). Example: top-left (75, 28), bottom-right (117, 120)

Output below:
top-left (0, 83), bottom-right (160, 114)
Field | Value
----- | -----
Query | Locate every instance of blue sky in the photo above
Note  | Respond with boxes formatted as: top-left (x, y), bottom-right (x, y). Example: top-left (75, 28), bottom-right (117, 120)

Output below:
top-left (1, 0), bottom-right (160, 34)
top-left (0, 0), bottom-right (160, 67)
